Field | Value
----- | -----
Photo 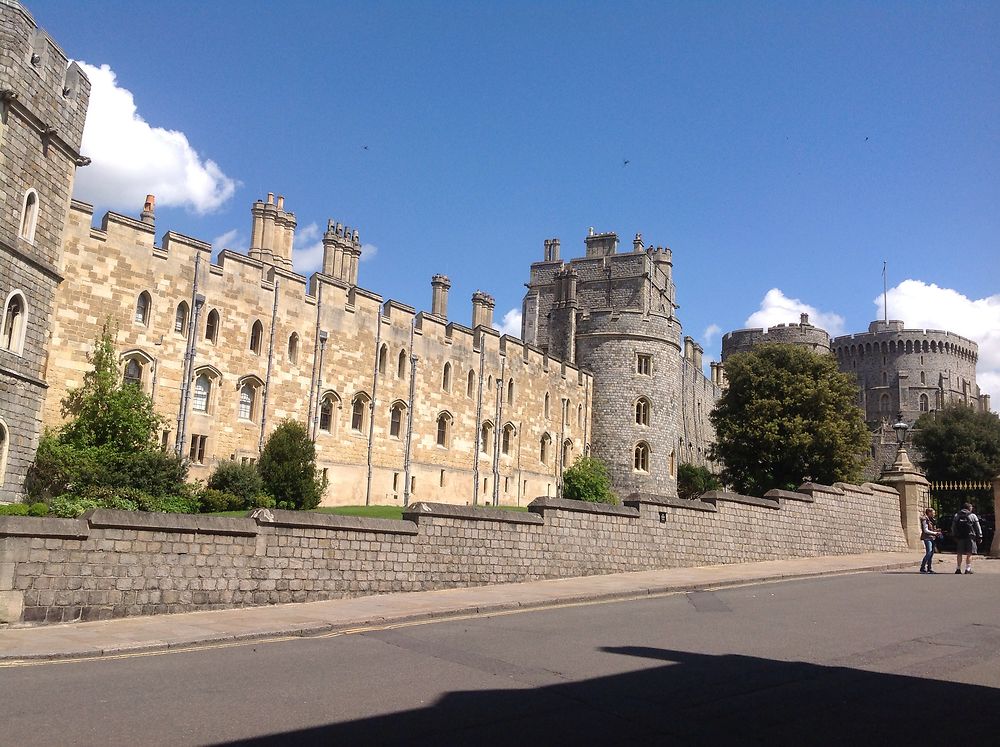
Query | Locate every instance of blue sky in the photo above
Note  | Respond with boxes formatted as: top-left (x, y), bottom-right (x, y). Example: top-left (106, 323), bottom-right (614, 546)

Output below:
top-left (31, 0), bottom-right (1000, 400)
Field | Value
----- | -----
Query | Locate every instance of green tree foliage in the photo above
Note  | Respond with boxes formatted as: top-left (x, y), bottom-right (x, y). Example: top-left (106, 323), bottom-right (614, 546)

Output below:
top-left (204, 461), bottom-right (270, 512)
top-left (562, 456), bottom-right (618, 505)
top-left (258, 420), bottom-right (326, 510)
top-left (27, 322), bottom-right (189, 508)
top-left (677, 463), bottom-right (722, 500)
top-left (913, 405), bottom-right (1000, 482)
top-left (709, 344), bottom-right (869, 495)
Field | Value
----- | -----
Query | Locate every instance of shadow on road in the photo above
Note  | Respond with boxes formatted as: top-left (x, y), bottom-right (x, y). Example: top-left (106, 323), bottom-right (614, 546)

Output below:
top-left (222, 645), bottom-right (1000, 746)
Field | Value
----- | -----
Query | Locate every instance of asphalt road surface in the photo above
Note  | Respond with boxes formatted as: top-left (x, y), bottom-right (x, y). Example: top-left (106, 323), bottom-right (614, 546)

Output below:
top-left (5, 564), bottom-right (1000, 746)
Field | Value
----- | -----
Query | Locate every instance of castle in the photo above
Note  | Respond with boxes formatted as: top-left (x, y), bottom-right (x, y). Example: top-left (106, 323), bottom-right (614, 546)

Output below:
top-left (0, 1), bottom-right (724, 505)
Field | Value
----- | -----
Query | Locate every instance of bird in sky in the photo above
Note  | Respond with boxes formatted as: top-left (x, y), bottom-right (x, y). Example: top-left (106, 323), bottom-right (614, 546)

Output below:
top-left (623, 159), bottom-right (630, 167)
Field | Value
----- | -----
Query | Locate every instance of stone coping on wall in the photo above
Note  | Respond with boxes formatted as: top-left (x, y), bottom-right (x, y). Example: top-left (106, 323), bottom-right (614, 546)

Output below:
top-left (700, 490), bottom-right (780, 510)
top-left (797, 482), bottom-right (845, 498)
top-left (764, 489), bottom-right (816, 504)
top-left (260, 508), bottom-right (418, 536)
top-left (864, 483), bottom-right (904, 498)
top-left (624, 493), bottom-right (717, 513)
top-left (530, 496), bottom-right (640, 518)
top-left (0, 516), bottom-right (88, 539)
top-left (405, 502), bottom-right (544, 525)
top-left (84, 509), bottom-right (257, 537)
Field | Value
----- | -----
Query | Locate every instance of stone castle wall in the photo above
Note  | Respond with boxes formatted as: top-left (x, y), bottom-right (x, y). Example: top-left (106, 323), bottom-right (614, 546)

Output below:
top-left (0, 479), bottom-right (908, 625)
top-left (721, 316), bottom-right (832, 361)
top-left (0, 0), bottom-right (90, 500)
top-left (45, 199), bottom-right (592, 507)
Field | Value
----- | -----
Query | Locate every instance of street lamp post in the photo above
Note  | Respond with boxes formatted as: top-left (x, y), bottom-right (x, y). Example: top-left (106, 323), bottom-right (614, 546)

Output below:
top-left (891, 413), bottom-right (913, 470)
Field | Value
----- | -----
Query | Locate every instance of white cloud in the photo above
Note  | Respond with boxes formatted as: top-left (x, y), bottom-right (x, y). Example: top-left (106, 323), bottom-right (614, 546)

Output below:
top-left (290, 223), bottom-right (379, 276)
top-left (745, 288), bottom-right (846, 337)
top-left (703, 323), bottom-right (721, 346)
top-left (211, 229), bottom-right (243, 252)
top-left (495, 308), bottom-right (522, 337)
top-left (879, 280), bottom-right (1000, 402)
top-left (73, 62), bottom-right (237, 214)
top-left (360, 243), bottom-right (378, 262)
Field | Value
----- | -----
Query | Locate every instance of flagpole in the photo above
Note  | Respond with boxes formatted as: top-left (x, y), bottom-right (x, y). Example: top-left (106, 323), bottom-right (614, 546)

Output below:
top-left (882, 261), bottom-right (888, 322)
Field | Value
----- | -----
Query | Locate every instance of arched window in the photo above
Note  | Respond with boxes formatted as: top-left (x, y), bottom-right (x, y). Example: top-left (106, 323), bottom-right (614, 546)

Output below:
top-left (562, 439), bottom-right (573, 467)
top-left (635, 397), bottom-right (651, 426)
top-left (881, 371), bottom-right (887, 386)
top-left (634, 442), bottom-right (650, 472)
top-left (919, 393), bottom-right (929, 412)
top-left (1, 292), bottom-right (26, 355)
top-left (250, 320), bottom-right (263, 354)
top-left (0, 419), bottom-right (8, 490)
top-left (577, 403), bottom-right (583, 429)
top-left (123, 358), bottom-right (143, 388)
top-left (540, 433), bottom-right (551, 465)
top-left (502, 423), bottom-right (515, 455)
top-left (238, 379), bottom-right (262, 421)
top-left (135, 291), bottom-right (152, 326)
top-left (507, 378), bottom-right (515, 406)
top-left (351, 393), bottom-right (370, 433)
top-left (378, 344), bottom-right (388, 375)
top-left (19, 189), bottom-right (38, 242)
top-left (879, 393), bottom-right (891, 413)
top-left (205, 309), bottom-right (220, 344)
top-left (436, 412), bottom-right (452, 448)
top-left (480, 421), bottom-right (494, 454)
top-left (193, 373), bottom-right (212, 413)
top-left (319, 391), bottom-right (340, 434)
top-left (288, 333), bottom-right (299, 364)
top-left (389, 401), bottom-right (406, 438)
top-left (398, 349), bottom-right (407, 379)
top-left (174, 301), bottom-right (189, 336)
top-left (544, 393), bottom-right (550, 419)
top-left (920, 371), bottom-right (926, 384)
top-left (467, 369), bottom-right (476, 398)
top-left (442, 362), bottom-right (452, 392)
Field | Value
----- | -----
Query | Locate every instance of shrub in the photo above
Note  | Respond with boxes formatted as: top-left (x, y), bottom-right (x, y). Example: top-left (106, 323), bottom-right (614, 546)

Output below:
top-left (677, 463), bottom-right (722, 500)
top-left (258, 420), bottom-right (326, 510)
top-left (562, 456), bottom-right (617, 505)
top-left (27, 502), bottom-right (49, 517)
top-left (49, 495), bottom-right (103, 518)
top-left (198, 488), bottom-right (244, 513)
top-left (207, 461), bottom-right (265, 507)
top-left (0, 503), bottom-right (30, 516)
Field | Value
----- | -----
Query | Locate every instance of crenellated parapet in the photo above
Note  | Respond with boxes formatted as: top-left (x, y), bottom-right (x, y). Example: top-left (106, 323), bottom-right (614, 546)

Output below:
top-left (721, 313), bottom-right (831, 362)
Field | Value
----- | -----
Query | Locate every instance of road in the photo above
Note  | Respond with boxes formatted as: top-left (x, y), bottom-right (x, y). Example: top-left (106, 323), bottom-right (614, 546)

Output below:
top-left (4, 563), bottom-right (1000, 745)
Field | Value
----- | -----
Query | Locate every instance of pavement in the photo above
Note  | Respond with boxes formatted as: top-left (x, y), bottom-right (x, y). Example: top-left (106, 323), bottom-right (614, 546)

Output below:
top-left (0, 551), bottom-right (949, 662)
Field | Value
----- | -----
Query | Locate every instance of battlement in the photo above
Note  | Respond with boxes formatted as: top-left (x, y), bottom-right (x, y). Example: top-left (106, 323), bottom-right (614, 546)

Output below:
top-left (721, 314), bottom-right (831, 361)
top-left (831, 324), bottom-right (978, 364)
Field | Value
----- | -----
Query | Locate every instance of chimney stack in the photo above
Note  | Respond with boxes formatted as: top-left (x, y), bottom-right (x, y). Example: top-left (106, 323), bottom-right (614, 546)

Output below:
top-left (471, 291), bottom-right (495, 329)
top-left (139, 194), bottom-right (155, 226)
top-left (431, 274), bottom-right (451, 318)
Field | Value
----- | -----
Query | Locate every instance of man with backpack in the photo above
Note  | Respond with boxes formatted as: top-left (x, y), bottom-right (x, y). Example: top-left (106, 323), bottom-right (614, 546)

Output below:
top-left (951, 503), bottom-right (983, 574)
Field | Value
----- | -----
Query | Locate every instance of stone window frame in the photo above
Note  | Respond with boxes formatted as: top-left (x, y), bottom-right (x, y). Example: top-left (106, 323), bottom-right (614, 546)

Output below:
top-left (237, 375), bottom-right (265, 422)
top-left (119, 349), bottom-right (154, 393)
top-left (388, 400), bottom-right (406, 439)
top-left (249, 320), bottom-right (264, 355)
top-left (191, 365), bottom-right (223, 415)
top-left (501, 422), bottom-right (516, 456)
top-left (1, 290), bottom-right (28, 356)
top-left (205, 308), bottom-right (220, 345)
top-left (562, 438), bottom-right (574, 468)
top-left (318, 390), bottom-right (341, 435)
top-left (577, 403), bottom-right (583, 429)
top-left (919, 393), bottom-right (929, 412)
top-left (539, 432), bottom-right (552, 465)
top-left (174, 301), bottom-right (190, 337)
top-left (466, 369), bottom-right (475, 398)
top-left (397, 349), bottom-right (408, 379)
top-left (436, 411), bottom-right (453, 448)
top-left (633, 441), bottom-right (651, 473)
top-left (634, 396), bottom-right (651, 426)
top-left (377, 343), bottom-right (388, 376)
top-left (134, 291), bottom-right (152, 327)
top-left (189, 433), bottom-right (208, 464)
top-left (636, 353), bottom-right (652, 376)
top-left (19, 188), bottom-right (39, 243)
top-left (442, 361), bottom-right (452, 393)
top-left (878, 392), bottom-right (891, 413)
top-left (288, 332), bottom-right (300, 364)
top-left (480, 420), bottom-right (494, 455)
top-left (350, 392), bottom-right (371, 434)
top-left (544, 392), bottom-right (551, 420)
top-left (0, 416), bottom-right (9, 490)
top-left (506, 378), bottom-right (515, 406)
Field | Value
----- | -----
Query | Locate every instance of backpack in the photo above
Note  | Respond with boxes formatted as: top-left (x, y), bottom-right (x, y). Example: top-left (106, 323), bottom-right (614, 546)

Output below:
top-left (954, 511), bottom-right (973, 539)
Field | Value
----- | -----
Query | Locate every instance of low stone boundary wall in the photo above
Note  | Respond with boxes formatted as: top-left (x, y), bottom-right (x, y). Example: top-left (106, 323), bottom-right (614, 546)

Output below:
top-left (0, 481), bottom-right (907, 625)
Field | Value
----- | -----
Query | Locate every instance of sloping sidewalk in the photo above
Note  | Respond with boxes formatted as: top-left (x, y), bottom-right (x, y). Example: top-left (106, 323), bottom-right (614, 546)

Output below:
top-left (0, 552), bottom-right (915, 662)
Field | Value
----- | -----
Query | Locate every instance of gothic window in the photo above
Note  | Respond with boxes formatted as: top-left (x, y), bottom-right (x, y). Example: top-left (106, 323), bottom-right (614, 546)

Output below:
top-left (378, 344), bottom-right (388, 376)
top-left (467, 369), bottom-right (476, 398)
top-left (920, 371), bottom-right (926, 384)
top-left (544, 393), bottom-right (550, 419)
top-left (288, 332), bottom-right (299, 364)
top-left (436, 412), bottom-right (452, 448)
top-left (635, 397), bottom-right (651, 426)
top-left (540, 433), bottom-right (551, 465)
top-left (19, 189), bottom-right (38, 243)
top-left (507, 378), bottom-right (515, 406)
top-left (879, 393), bottom-right (891, 413)
top-left (398, 349), bottom-right (407, 379)
top-left (351, 393), bottom-right (370, 433)
top-left (389, 402), bottom-right (405, 438)
top-left (0, 418), bottom-right (8, 489)
top-left (480, 421), bottom-right (494, 454)
top-left (174, 301), bottom-right (189, 336)
top-left (562, 439), bottom-right (573, 467)
top-left (919, 393), bottom-right (929, 412)
top-left (502, 423), bottom-right (515, 455)
top-left (442, 362), bottom-right (452, 392)
top-left (238, 380), bottom-right (261, 421)
top-left (205, 309), bottom-right (219, 344)
top-left (881, 371), bottom-right (887, 386)
top-left (123, 358), bottom-right (143, 388)
top-left (577, 403), bottom-right (583, 429)
top-left (634, 442), bottom-right (650, 472)
top-left (192, 373), bottom-right (212, 413)
top-left (319, 392), bottom-right (340, 434)
top-left (135, 291), bottom-right (152, 326)
top-left (1, 292), bottom-right (26, 355)
top-left (249, 320), bottom-right (264, 355)
top-left (636, 353), bottom-right (652, 376)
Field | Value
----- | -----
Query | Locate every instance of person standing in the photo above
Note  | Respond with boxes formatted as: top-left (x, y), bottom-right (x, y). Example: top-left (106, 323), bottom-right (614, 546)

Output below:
top-left (919, 508), bottom-right (942, 573)
top-left (951, 503), bottom-right (983, 575)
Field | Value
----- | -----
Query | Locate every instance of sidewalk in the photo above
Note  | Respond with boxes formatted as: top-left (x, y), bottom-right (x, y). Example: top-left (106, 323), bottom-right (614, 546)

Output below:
top-left (0, 552), bottom-right (920, 662)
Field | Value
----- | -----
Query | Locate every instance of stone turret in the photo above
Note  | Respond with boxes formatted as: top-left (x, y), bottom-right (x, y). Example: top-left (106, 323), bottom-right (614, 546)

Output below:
top-left (548, 268), bottom-right (578, 363)
top-left (430, 274), bottom-right (450, 318)
top-left (249, 192), bottom-right (296, 271)
top-left (471, 291), bottom-right (495, 329)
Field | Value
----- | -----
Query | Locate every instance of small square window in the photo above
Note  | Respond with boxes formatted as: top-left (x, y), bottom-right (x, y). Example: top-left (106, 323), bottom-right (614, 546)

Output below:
top-left (637, 354), bottom-right (652, 376)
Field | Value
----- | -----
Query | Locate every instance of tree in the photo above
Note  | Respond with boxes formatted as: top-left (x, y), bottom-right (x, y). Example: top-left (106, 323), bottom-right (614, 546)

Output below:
top-left (913, 405), bottom-right (1000, 482)
top-left (562, 456), bottom-right (617, 505)
top-left (258, 420), bottom-right (327, 510)
top-left (709, 344), bottom-right (869, 495)
top-left (677, 463), bottom-right (722, 500)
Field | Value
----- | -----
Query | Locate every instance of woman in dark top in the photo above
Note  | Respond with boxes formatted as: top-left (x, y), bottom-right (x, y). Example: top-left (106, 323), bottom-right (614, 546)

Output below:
top-left (919, 508), bottom-right (942, 573)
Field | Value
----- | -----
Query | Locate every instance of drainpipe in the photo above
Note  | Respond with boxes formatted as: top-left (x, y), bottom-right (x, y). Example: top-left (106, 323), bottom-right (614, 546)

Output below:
top-left (311, 331), bottom-right (328, 441)
top-left (402, 321), bottom-right (417, 506)
top-left (472, 344), bottom-right (485, 505)
top-left (258, 278), bottom-right (280, 452)
top-left (515, 420), bottom-right (523, 506)
top-left (557, 396), bottom-right (568, 498)
top-left (175, 254), bottom-right (203, 456)
top-left (364, 309), bottom-right (383, 506)
top-left (584, 376), bottom-right (591, 455)
top-left (492, 357), bottom-right (504, 506)
top-left (307, 284), bottom-right (324, 433)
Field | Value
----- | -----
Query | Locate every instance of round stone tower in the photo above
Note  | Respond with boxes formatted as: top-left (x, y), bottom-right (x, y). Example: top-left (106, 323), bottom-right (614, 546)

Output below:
top-left (721, 313), bottom-right (831, 362)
